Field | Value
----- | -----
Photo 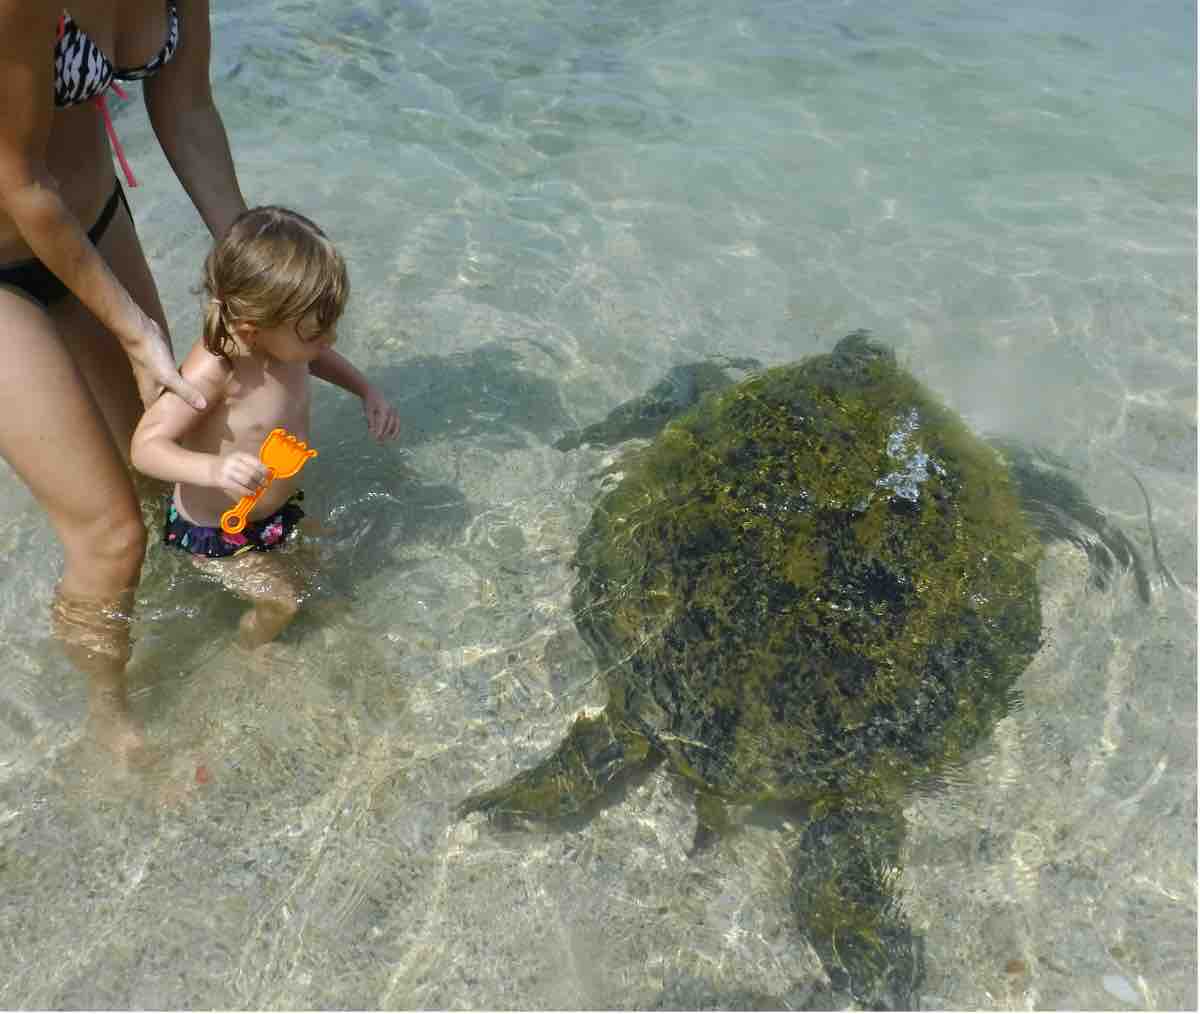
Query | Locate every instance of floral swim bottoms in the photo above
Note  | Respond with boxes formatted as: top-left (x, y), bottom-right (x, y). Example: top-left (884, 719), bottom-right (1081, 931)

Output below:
top-left (164, 491), bottom-right (305, 559)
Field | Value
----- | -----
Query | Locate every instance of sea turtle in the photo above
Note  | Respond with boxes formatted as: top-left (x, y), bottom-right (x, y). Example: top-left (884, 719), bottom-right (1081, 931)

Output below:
top-left (459, 332), bottom-right (1149, 1008)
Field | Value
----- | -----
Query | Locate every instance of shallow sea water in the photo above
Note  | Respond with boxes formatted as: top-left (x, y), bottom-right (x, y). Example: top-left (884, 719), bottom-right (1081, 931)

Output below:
top-left (0, 0), bottom-right (1195, 1009)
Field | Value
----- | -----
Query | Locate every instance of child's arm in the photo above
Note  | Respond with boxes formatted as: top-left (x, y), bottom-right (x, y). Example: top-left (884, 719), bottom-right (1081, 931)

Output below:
top-left (309, 347), bottom-right (402, 441)
top-left (131, 347), bottom-right (268, 499)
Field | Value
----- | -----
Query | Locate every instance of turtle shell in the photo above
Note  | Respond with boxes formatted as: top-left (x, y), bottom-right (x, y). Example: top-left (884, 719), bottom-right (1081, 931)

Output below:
top-left (570, 332), bottom-right (1043, 811)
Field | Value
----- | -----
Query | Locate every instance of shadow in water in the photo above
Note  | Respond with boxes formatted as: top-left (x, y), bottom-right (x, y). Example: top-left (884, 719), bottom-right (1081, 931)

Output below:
top-left (316, 339), bottom-right (576, 451)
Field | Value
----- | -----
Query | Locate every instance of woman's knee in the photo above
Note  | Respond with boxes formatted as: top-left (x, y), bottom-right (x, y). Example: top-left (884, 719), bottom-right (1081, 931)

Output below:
top-left (92, 510), bottom-right (148, 577)
top-left (61, 508), bottom-right (148, 591)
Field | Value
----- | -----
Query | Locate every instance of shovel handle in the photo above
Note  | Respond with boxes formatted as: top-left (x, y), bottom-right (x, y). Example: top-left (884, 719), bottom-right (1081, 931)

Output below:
top-left (220, 469), bottom-right (276, 534)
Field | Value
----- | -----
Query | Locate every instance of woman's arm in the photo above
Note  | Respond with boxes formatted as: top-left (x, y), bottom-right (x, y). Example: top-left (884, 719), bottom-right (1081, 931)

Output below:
top-left (143, 0), bottom-right (246, 239)
top-left (310, 348), bottom-right (402, 441)
top-left (0, 2), bottom-right (206, 409)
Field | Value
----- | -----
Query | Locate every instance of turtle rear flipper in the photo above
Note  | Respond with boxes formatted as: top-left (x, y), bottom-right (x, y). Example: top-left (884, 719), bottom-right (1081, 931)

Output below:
top-left (689, 790), bottom-right (736, 855)
top-left (791, 808), bottom-right (924, 1011)
top-left (458, 711), bottom-right (656, 824)
top-left (991, 439), bottom-right (1153, 603)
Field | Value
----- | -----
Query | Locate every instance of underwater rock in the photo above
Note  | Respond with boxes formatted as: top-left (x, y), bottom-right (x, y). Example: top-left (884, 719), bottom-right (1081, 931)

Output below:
top-left (462, 331), bottom-right (1149, 1009)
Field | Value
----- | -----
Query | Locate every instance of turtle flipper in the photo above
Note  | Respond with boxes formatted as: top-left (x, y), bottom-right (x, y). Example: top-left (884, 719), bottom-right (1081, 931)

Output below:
top-left (458, 711), bottom-right (654, 823)
top-left (991, 439), bottom-right (1152, 603)
top-left (689, 790), bottom-right (734, 855)
top-left (791, 808), bottom-right (924, 1011)
top-left (554, 359), bottom-right (761, 451)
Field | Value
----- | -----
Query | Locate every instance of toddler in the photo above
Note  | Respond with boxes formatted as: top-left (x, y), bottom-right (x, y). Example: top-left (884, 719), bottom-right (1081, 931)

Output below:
top-left (132, 206), bottom-right (400, 648)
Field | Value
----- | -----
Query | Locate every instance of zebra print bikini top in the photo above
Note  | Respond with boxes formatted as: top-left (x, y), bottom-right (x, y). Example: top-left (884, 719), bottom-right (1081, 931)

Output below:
top-left (54, 2), bottom-right (180, 108)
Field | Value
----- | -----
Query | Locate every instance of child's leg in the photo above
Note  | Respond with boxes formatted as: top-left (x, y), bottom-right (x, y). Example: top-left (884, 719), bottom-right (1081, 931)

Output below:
top-left (193, 552), bottom-right (304, 649)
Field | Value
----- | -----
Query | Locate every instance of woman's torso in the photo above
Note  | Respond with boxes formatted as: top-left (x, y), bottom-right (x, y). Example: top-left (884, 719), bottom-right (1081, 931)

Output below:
top-left (0, 0), bottom-right (177, 262)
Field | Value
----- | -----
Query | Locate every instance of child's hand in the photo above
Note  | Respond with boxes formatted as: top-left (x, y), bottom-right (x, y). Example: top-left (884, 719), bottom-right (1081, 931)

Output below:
top-left (363, 386), bottom-right (402, 441)
top-left (210, 451), bottom-right (269, 501)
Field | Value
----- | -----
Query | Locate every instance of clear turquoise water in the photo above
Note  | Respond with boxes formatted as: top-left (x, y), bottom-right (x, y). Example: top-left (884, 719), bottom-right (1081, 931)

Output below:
top-left (0, 0), bottom-right (1194, 1008)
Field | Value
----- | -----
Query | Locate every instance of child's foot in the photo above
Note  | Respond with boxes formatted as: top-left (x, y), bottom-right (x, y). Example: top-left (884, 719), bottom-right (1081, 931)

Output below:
top-left (237, 603), bottom-right (296, 650)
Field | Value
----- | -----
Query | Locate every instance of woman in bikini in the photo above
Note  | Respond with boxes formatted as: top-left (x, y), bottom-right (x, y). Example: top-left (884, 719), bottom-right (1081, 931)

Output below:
top-left (0, 1), bottom-right (248, 758)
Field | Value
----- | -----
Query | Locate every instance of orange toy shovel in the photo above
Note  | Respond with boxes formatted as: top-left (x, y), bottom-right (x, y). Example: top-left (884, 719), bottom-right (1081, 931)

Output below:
top-left (220, 428), bottom-right (318, 534)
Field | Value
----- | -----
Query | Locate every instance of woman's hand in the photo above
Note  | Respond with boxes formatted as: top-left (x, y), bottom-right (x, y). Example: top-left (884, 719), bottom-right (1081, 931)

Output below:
top-left (208, 450), bottom-right (268, 502)
top-left (363, 385), bottom-right (402, 441)
top-left (123, 314), bottom-right (208, 411)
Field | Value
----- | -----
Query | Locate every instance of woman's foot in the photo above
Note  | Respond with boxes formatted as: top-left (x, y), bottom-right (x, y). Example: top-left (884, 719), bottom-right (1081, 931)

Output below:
top-left (87, 688), bottom-right (148, 765)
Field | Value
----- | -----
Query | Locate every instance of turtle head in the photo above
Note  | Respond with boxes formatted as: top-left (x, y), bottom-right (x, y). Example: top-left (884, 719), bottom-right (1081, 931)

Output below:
top-left (831, 329), bottom-right (896, 369)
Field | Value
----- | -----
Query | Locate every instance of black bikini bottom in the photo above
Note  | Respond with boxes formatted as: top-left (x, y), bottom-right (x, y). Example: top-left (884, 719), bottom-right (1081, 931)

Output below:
top-left (0, 178), bottom-right (129, 309)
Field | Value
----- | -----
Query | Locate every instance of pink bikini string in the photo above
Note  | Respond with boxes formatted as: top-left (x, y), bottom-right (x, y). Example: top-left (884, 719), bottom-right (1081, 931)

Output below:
top-left (94, 85), bottom-right (138, 188)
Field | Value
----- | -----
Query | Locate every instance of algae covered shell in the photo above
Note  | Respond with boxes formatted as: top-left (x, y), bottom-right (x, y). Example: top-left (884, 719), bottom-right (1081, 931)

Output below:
top-left (568, 331), bottom-right (1043, 811)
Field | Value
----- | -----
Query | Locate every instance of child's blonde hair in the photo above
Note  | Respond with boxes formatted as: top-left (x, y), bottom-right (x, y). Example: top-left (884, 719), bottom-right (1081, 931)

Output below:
top-left (202, 206), bottom-right (349, 360)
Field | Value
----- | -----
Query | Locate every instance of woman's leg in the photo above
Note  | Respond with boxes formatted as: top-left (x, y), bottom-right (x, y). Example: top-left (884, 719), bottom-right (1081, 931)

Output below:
top-left (0, 288), bottom-right (147, 757)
